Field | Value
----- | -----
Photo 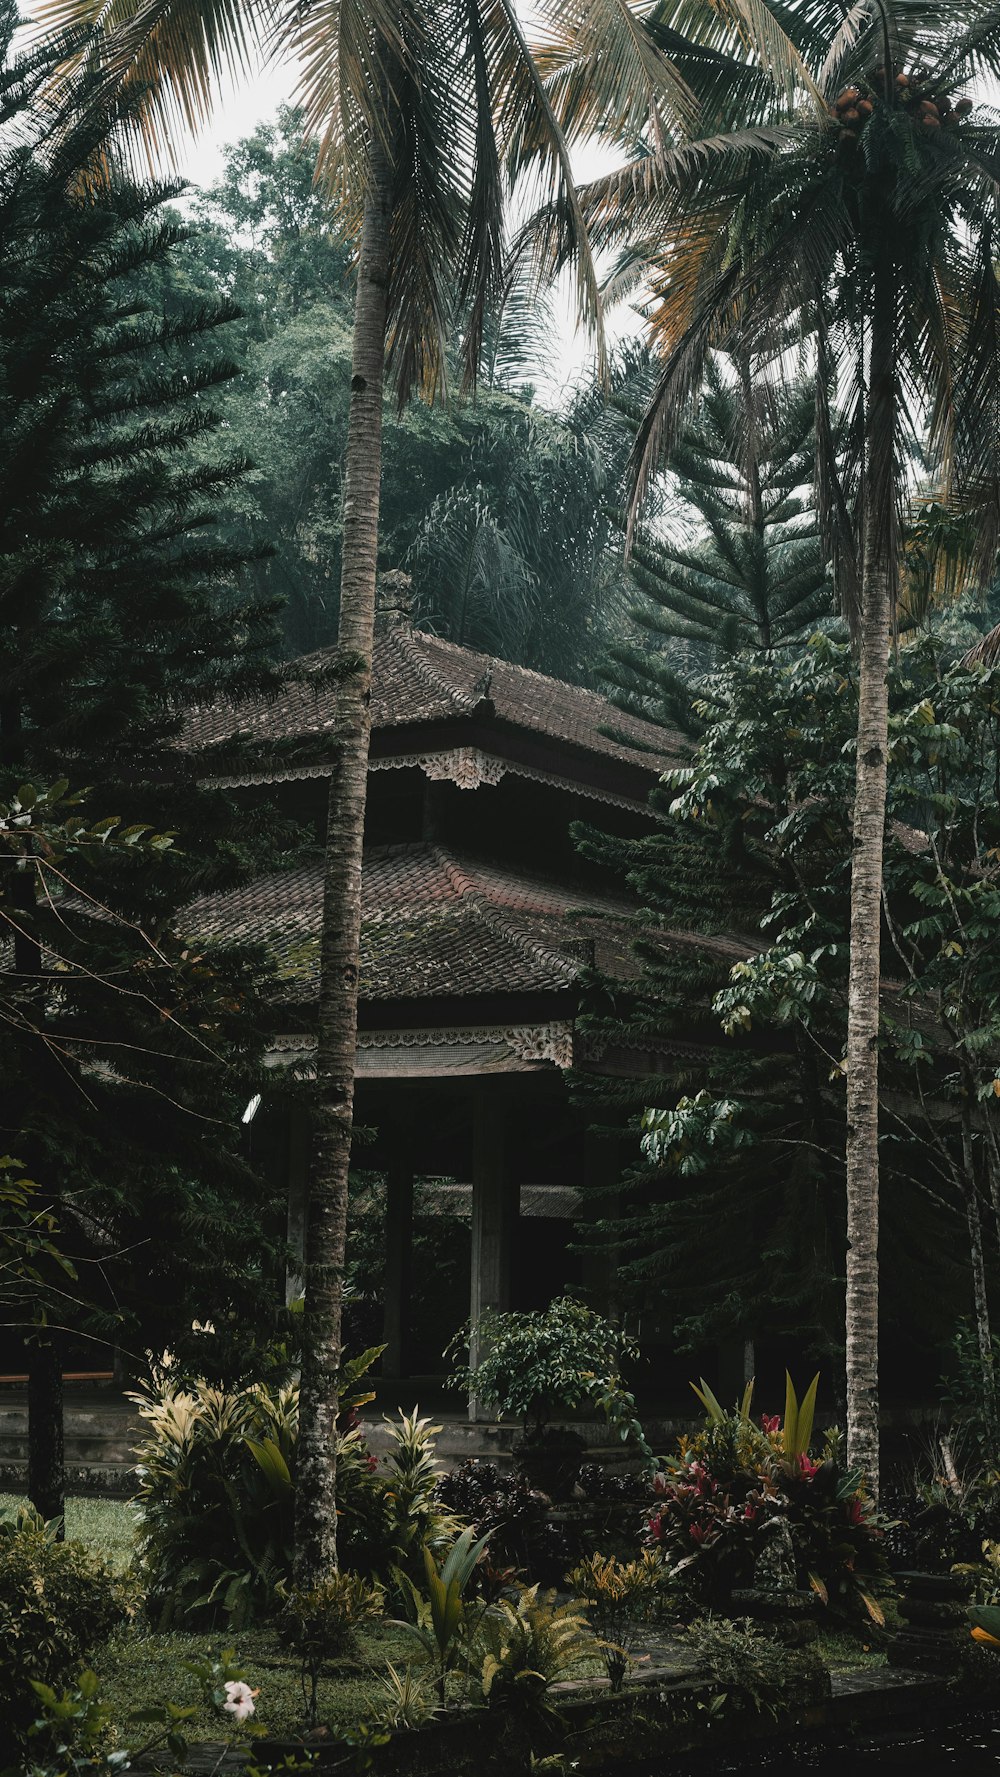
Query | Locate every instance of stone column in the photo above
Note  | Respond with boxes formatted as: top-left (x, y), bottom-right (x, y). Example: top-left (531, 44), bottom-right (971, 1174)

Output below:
top-left (383, 1157), bottom-right (414, 1379)
top-left (469, 1090), bottom-right (516, 1419)
top-left (285, 1105), bottom-right (310, 1305)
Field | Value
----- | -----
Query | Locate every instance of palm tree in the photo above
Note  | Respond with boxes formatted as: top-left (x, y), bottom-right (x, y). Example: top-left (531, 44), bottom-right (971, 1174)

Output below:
top-left (35, 0), bottom-right (697, 1579)
top-left (539, 0), bottom-right (1000, 1490)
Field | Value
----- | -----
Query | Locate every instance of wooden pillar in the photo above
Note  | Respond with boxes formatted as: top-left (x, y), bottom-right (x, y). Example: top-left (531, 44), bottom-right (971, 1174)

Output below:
top-left (27, 1333), bottom-right (64, 1533)
top-left (581, 1122), bottom-right (621, 1316)
top-left (285, 1105), bottom-right (310, 1305)
top-left (383, 1158), bottom-right (414, 1379)
top-left (469, 1090), bottom-right (517, 1420)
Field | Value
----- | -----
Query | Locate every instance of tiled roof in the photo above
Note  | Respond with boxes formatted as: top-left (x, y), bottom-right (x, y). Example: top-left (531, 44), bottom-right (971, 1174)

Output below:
top-left (184, 844), bottom-right (644, 1005)
top-left (182, 625), bottom-right (683, 778)
top-left (184, 842), bottom-right (756, 1008)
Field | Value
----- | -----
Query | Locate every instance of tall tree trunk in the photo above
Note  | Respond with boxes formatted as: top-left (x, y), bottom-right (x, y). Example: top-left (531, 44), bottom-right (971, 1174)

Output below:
top-left (2, 693), bottom-right (66, 1530)
top-left (27, 1335), bottom-right (64, 1529)
top-left (844, 245), bottom-right (896, 1496)
top-left (984, 1113), bottom-right (1000, 1260)
top-left (293, 150), bottom-right (391, 1587)
top-left (960, 1103), bottom-right (998, 1451)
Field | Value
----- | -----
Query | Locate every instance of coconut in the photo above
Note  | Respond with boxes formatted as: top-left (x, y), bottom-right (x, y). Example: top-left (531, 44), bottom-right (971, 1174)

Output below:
top-left (841, 107), bottom-right (860, 125)
top-left (857, 99), bottom-right (873, 118)
top-left (956, 98), bottom-right (974, 118)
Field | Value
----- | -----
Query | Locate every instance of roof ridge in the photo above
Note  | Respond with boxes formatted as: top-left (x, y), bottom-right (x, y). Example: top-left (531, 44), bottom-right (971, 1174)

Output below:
top-left (473, 896), bottom-right (582, 985)
top-left (416, 629), bottom-right (649, 715)
top-left (392, 627), bottom-right (482, 715)
top-left (451, 856), bottom-right (581, 985)
top-left (410, 628), bottom-right (682, 751)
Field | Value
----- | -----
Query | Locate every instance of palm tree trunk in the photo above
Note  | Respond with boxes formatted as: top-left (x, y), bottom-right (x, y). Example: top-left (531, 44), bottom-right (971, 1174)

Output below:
top-left (293, 148), bottom-right (391, 1587)
top-left (844, 246), bottom-right (895, 1496)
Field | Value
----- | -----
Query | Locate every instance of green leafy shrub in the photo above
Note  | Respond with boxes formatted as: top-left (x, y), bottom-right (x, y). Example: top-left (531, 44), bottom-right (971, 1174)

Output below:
top-left (447, 1297), bottom-right (648, 1453)
top-left (396, 1526), bottom-right (491, 1703)
top-left (130, 1373), bottom-right (299, 1627)
top-left (645, 1378), bottom-right (888, 1621)
top-left (685, 1615), bottom-right (827, 1721)
top-left (279, 1573), bottom-right (384, 1728)
top-left (131, 1355), bottom-right (459, 1626)
top-left (338, 1410), bottom-right (465, 1581)
top-left (477, 1587), bottom-right (597, 1714)
top-left (566, 1551), bottom-right (662, 1690)
top-left (0, 1507), bottom-right (126, 1756)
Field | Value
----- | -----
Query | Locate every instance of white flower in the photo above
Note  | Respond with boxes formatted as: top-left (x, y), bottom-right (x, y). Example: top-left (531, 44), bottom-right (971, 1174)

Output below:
top-left (222, 1680), bottom-right (258, 1722)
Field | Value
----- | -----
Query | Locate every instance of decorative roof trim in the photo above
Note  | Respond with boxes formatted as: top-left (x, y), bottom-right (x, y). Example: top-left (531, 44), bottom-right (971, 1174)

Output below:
top-left (370, 748), bottom-right (648, 810)
top-left (202, 747), bottom-right (649, 808)
top-left (265, 1019), bottom-right (575, 1073)
top-left (204, 763), bottom-right (331, 789)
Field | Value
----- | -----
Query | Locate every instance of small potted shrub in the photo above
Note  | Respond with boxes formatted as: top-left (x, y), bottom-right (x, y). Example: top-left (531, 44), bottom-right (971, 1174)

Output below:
top-left (448, 1296), bottom-right (648, 1499)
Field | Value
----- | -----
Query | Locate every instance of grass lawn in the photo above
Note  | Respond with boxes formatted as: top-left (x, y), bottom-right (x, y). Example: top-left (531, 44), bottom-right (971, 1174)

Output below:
top-left (0, 1492), bottom-right (138, 1573)
top-left (1, 1495), bottom-right (415, 1739)
top-left (98, 1621), bottom-right (417, 1742)
top-left (814, 1626), bottom-right (887, 1669)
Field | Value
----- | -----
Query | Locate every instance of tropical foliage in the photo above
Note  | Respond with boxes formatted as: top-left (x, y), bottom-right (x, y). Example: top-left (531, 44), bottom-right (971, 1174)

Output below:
top-left (542, 0), bottom-right (1000, 1489)
top-left (448, 1296), bottom-right (647, 1452)
top-left (646, 1378), bottom-right (887, 1621)
top-left (130, 1363), bottom-right (464, 1625)
top-left (598, 351), bottom-right (833, 730)
top-left (182, 109), bottom-right (632, 677)
top-left (0, 1506), bottom-right (128, 1754)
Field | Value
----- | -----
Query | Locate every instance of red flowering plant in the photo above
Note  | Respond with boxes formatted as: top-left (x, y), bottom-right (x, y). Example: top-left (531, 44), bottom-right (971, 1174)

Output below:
top-left (645, 1377), bottom-right (889, 1623)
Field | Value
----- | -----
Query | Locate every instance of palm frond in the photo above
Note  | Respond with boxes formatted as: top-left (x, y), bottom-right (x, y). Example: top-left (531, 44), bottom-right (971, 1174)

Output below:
top-left (454, 0), bottom-right (506, 386)
top-left (951, 223), bottom-right (1000, 581)
top-left (815, 0), bottom-right (875, 95)
top-left (626, 252), bottom-right (741, 541)
top-left (649, 0), bottom-right (827, 116)
top-left (532, 0), bottom-right (697, 147)
top-left (290, 0), bottom-right (410, 198)
top-left (36, 0), bottom-right (274, 170)
top-left (492, 0), bottom-right (606, 368)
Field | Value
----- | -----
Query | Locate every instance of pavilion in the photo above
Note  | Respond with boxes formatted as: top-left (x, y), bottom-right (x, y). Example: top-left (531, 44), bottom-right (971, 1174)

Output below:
top-left (182, 596), bottom-right (742, 1394)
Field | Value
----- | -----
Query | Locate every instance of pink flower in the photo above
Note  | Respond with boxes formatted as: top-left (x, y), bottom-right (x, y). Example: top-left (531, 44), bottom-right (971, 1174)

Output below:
top-left (222, 1681), bottom-right (258, 1723)
top-left (653, 1471), bottom-right (668, 1496)
top-left (798, 1453), bottom-right (819, 1480)
top-left (689, 1521), bottom-right (710, 1545)
top-left (744, 1502), bottom-right (757, 1522)
top-left (366, 1454), bottom-right (379, 1473)
top-left (647, 1513), bottom-right (664, 1542)
top-left (847, 1497), bottom-right (865, 1526)
top-left (761, 1415), bottom-right (781, 1435)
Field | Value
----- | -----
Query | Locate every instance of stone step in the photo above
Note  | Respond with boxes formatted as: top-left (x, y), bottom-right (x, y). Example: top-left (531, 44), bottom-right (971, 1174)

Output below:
top-left (0, 1387), bottom-right (654, 1475)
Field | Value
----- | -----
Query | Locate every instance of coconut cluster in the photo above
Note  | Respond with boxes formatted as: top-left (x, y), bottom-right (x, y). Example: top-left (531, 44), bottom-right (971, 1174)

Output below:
top-left (831, 69), bottom-right (973, 153)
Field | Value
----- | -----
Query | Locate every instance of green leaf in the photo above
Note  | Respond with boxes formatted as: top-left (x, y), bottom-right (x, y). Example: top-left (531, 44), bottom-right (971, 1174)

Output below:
top-left (690, 1377), bottom-right (725, 1423)
top-left (245, 1435), bottom-right (292, 1494)
top-left (795, 1373), bottom-right (820, 1457)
